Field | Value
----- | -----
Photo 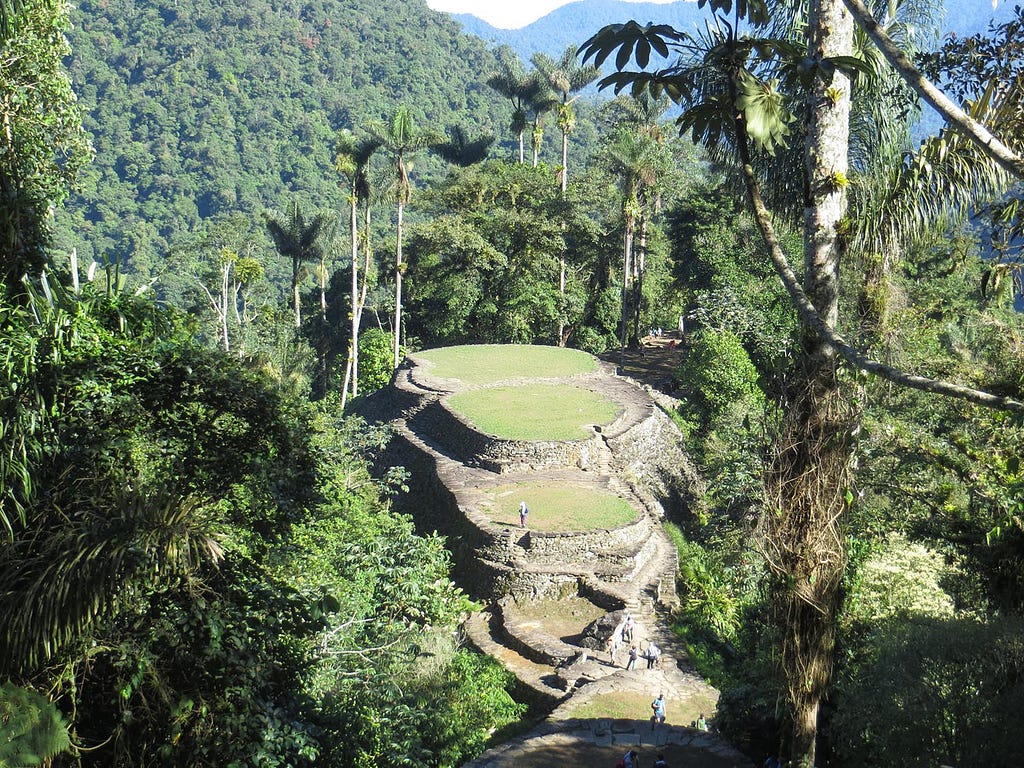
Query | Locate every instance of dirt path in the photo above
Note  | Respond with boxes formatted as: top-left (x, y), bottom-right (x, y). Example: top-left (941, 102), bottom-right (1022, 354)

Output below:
top-left (599, 334), bottom-right (686, 396)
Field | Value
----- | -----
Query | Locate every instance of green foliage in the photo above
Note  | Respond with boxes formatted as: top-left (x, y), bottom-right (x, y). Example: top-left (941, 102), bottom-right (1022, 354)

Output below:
top-left (667, 186), bottom-right (797, 376)
top-left (0, 279), bottom-right (307, 676)
top-left (829, 616), bottom-right (1024, 768)
top-left (843, 535), bottom-right (954, 624)
top-left (0, 683), bottom-right (71, 767)
top-left (279, 410), bottom-right (524, 768)
top-left (53, 0), bottom-right (508, 274)
top-left (357, 327), bottom-right (396, 395)
top-left (667, 524), bottom-right (743, 641)
top-left (0, 0), bottom-right (92, 285)
top-left (677, 328), bottom-right (763, 420)
top-left (406, 161), bottom-right (585, 346)
top-left (1, 276), bottom-right (524, 766)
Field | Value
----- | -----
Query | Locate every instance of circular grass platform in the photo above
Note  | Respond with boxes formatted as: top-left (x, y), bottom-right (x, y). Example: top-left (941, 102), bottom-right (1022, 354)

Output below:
top-left (415, 344), bottom-right (597, 386)
top-left (556, 689), bottom-right (719, 732)
top-left (447, 383), bottom-right (620, 441)
top-left (485, 481), bottom-right (637, 532)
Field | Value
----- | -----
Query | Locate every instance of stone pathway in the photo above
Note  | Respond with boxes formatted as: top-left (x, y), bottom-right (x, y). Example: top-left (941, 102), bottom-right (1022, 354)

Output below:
top-left (466, 661), bottom-right (750, 768)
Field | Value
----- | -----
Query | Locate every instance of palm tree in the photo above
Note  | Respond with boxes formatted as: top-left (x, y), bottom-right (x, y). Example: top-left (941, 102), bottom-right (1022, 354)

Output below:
top-left (335, 130), bottom-right (380, 406)
top-left (487, 54), bottom-right (547, 164)
top-left (530, 47), bottom-right (599, 344)
top-left (531, 47), bottom-right (600, 191)
top-left (370, 105), bottom-right (440, 368)
top-left (602, 123), bottom-right (672, 357)
top-left (265, 201), bottom-right (329, 331)
top-left (528, 89), bottom-right (558, 167)
top-left (433, 125), bottom-right (494, 167)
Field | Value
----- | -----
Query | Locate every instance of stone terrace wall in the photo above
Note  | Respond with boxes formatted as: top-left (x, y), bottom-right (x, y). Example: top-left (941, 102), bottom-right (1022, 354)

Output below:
top-left (409, 399), bottom-right (606, 473)
top-left (360, 350), bottom-right (697, 605)
top-left (607, 405), bottom-right (703, 518)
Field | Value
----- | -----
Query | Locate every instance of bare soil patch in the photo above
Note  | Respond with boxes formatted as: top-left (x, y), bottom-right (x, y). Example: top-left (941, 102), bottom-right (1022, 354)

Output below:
top-left (507, 595), bottom-right (607, 641)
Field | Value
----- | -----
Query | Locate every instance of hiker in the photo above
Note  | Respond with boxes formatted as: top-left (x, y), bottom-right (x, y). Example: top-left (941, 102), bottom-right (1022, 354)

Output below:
top-left (650, 693), bottom-right (666, 727)
top-left (626, 645), bottom-right (638, 670)
top-left (623, 612), bottom-right (634, 642)
top-left (518, 500), bottom-right (528, 527)
top-left (646, 642), bottom-right (661, 669)
top-left (653, 754), bottom-right (668, 768)
top-left (696, 713), bottom-right (709, 731)
top-left (619, 749), bottom-right (639, 768)
top-left (604, 634), bottom-right (620, 665)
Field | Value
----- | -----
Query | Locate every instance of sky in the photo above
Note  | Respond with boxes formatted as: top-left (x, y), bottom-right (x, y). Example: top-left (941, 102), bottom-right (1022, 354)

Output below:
top-left (425, 0), bottom-right (681, 30)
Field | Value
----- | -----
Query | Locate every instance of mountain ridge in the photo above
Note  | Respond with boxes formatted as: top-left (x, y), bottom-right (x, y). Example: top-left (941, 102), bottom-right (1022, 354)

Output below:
top-left (447, 0), bottom-right (1018, 59)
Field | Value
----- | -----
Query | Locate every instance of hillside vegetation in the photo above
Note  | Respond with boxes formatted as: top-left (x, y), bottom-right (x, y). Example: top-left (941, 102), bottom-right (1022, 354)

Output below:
top-left (55, 0), bottom-right (510, 275)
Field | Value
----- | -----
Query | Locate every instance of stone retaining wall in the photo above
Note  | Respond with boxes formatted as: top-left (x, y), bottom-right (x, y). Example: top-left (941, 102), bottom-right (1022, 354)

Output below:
top-left (409, 396), bottom-right (605, 473)
top-left (522, 516), bottom-right (650, 560)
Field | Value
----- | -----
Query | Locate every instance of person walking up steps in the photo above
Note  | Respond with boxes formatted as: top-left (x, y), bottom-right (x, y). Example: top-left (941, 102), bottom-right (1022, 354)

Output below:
top-left (518, 500), bottom-right (528, 527)
top-left (646, 641), bottom-right (661, 669)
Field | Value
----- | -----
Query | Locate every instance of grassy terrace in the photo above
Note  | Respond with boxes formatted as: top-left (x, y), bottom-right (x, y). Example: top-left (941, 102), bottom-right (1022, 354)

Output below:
top-left (415, 344), bottom-right (597, 386)
top-left (485, 481), bottom-right (636, 532)
top-left (448, 383), bottom-right (619, 440)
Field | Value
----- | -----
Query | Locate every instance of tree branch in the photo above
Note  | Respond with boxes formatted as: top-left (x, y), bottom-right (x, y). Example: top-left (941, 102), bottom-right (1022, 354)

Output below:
top-left (739, 159), bottom-right (1024, 414)
top-left (843, 0), bottom-right (1024, 180)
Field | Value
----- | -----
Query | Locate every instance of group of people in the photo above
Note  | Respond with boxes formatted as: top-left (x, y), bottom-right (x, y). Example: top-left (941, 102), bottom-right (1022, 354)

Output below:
top-left (608, 697), bottom-right (712, 768)
top-left (604, 613), bottom-right (662, 670)
top-left (624, 641), bottom-right (661, 669)
top-left (618, 750), bottom-right (667, 768)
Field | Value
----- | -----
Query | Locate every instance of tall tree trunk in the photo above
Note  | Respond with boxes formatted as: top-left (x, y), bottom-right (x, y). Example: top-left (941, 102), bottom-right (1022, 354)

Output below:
top-left (343, 194), bottom-right (359, 409)
top-left (220, 259), bottom-right (230, 352)
top-left (393, 197), bottom-right (404, 369)
top-left (633, 214), bottom-right (648, 342)
top-left (292, 255), bottom-right (301, 330)
top-left (558, 126), bottom-right (569, 346)
top-left (619, 214), bottom-right (634, 364)
top-left (560, 127), bottom-right (569, 192)
top-left (763, 2), bottom-right (855, 765)
top-left (356, 203), bottom-right (373, 392)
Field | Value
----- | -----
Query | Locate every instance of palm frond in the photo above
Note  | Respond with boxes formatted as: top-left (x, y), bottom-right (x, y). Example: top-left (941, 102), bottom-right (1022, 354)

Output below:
top-left (0, 488), bottom-right (222, 675)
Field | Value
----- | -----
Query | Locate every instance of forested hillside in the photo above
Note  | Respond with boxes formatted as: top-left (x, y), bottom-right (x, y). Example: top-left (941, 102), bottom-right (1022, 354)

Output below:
top-left (5, 0), bottom-right (1024, 766)
top-left (55, 0), bottom-right (509, 276)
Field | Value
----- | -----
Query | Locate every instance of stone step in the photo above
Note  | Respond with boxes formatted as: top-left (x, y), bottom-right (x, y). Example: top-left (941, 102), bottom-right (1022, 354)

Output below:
top-left (463, 609), bottom-right (567, 706)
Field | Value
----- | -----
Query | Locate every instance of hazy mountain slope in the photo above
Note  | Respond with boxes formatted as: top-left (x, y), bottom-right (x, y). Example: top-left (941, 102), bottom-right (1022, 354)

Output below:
top-left (449, 0), bottom-right (1015, 60)
top-left (940, 0), bottom-right (1017, 36)
top-left (57, 0), bottom-right (508, 274)
top-left (452, 0), bottom-right (712, 58)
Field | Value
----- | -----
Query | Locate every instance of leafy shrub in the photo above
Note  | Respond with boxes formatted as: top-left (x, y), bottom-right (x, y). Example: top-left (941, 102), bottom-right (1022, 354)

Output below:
top-left (676, 328), bottom-right (763, 422)
top-left (358, 328), bottom-right (397, 394)
top-left (829, 615), bottom-right (1024, 768)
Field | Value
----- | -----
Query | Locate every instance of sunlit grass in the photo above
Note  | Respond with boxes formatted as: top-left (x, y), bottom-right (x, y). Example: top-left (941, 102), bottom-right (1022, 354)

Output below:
top-left (416, 344), bottom-right (597, 385)
top-left (448, 383), bottom-right (619, 440)
top-left (562, 690), bottom-right (718, 728)
top-left (485, 481), bottom-right (636, 532)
